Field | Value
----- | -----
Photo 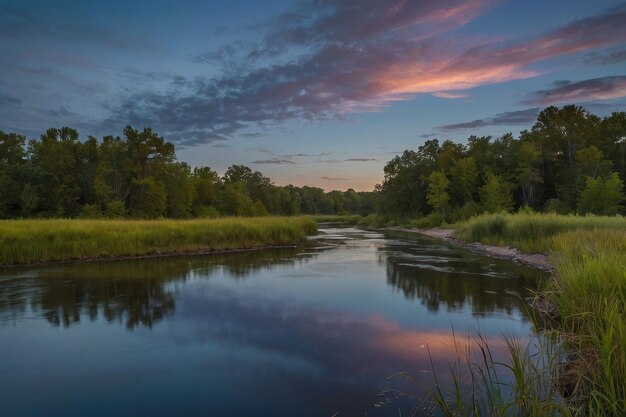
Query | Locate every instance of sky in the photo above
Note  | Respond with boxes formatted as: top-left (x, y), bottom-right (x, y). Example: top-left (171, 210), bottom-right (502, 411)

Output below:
top-left (1, 0), bottom-right (625, 191)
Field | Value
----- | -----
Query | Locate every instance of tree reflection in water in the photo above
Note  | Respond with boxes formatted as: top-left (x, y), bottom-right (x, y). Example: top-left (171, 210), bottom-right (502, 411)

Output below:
top-left (0, 247), bottom-right (315, 329)
top-left (383, 234), bottom-right (544, 319)
top-left (0, 232), bottom-right (545, 330)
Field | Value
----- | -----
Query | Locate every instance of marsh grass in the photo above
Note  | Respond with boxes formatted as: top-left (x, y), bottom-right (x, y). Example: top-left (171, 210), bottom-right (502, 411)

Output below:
top-left (396, 331), bottom-right (569, 417)
top-left (0, 216), bottom-right (317, 265)
top-left (455, 212), bottom-right (626, 253)
top-left (547, 229), bottom-right (626, 416)
top-left (307, 214), bottom-right (364, 224)
top-left (450, 212), bottom-right (626, 416)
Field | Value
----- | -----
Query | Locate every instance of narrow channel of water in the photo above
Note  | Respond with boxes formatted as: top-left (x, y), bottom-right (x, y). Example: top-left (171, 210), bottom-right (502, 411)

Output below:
top-left (0, 227), bottom-right (546, 417)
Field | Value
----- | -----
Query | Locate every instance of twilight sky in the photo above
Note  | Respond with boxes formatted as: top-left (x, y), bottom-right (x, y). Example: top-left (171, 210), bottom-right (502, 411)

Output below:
top-left (1, 0), bottom-right (625, 191)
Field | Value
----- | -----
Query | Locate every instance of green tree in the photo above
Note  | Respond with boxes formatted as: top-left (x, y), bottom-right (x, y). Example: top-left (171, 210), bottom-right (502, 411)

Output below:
top-left (128, 177), bottom-right (167, 218)
top-left (516, 140), bottom-right (543, 208)
top-left (578, 172), bottom-right (624, 215)
top-left (0, 131), bottom-right (26, 217)
top-left (164, 162), bottom-right (196, 218)
top-left (598, 112), bottom-right (626, 181)
top-left (480, 173), bottom-right (514, 213)
top-left (426, 170), bottom-right (450, 219)
top-left (436, 140), bottom-right (464, 172)
top-left (124, 126), bottom-right (175, 181)
top-left (93, 135), bottom-right (130, 204)
top-left (466, 135), bottom-right (494, 172)
top-left (104, 199), bottom-right (127, 218)
top-left (575, 145), bottom-right (612, 180)
top-left (192, 166), bottom-right (221, 213)
top-left (219, 181), bottom-right (256, 216)
top-left (378, 144), bottom-right (438, 218)
top-left (28, 127), bottom-right (83, 217)
top-left (532, 105), bottom-right (600, 211)
top-left (19, 183), bottom-right (39, 217)
top-left (223, 164), bottom-right (273, 209)
top-left (449, 157), bottom-right (478, 204)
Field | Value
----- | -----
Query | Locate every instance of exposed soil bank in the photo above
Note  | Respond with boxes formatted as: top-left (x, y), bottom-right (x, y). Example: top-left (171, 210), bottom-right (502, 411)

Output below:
top-left (385, 226), bottom-right (553, 271)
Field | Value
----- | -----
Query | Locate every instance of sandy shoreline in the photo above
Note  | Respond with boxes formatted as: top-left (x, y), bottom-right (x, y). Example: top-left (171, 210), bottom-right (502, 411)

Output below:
top-left (385, 226), bottom-right (553, 271)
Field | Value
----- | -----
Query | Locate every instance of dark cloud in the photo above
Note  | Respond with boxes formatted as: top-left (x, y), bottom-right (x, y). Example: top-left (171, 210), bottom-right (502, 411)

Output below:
top-left (523, 76), bottom-right (626, 105)
top-left (439, 108), bottom-right (541, 131)
top-left (32, 106), bottom-right (77, 119)
top-left (317, 157), bottom-right (377, 163)
top-left (0, 5), bottom-right (153, 51)
top-left (287, 153), bottom-right (316, 157)
top-left (321, 176), bottom-right (348, 181)
top-left (251, 158), bottom-right (296, 164)
top-left (584, 49), bottom-right (626, 65)
top-left (249, 147), bottom-right (326, 159)
top-left (109, 2), bottom-right (626, 145)
top-left (0, 93), bottom-right (22, 107)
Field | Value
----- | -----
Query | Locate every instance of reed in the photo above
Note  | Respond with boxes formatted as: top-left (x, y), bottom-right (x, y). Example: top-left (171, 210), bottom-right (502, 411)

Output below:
top-left (546, 229), bottom-right (626, 416)
top-left (0, 216), bottom-right (317, 265)
top-left (412, 332), bottom-right (569, 417)
top-left (448, 212), bottom-right (626, 416)
top-left (396, 333), bottom-right (573, 417)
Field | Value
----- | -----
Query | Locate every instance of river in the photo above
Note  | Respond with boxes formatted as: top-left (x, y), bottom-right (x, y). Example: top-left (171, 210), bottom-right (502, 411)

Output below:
top-left (0, 226), bottom-right (545, 417)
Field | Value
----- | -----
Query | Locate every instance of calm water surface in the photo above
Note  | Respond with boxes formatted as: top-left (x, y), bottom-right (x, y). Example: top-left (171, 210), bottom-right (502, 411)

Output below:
top-left (0, 227), bottom-right (545, 417)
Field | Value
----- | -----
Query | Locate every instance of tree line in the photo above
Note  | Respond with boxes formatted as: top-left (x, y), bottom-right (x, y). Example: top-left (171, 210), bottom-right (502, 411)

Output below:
top-left (377, 105), bottom-right (626, 223)
top-left (0, 126), bottom-right (375, 219)
top-left (2, 104), bottom-right (624, 222)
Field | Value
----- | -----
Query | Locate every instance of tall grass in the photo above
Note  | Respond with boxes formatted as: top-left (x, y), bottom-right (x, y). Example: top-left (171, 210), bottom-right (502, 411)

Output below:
top-left (0, 216), bottom-right (317, 265)
top-left (547, 229), bottom-right (626, 416)
top-left (407, 332), bottom-right (569, 417)
top-left (306, 214), bottom-right (364, 224)
top-left (455, 212), bottom-right (626, 253)
top-left (449, 212), bottom-right (626, 416)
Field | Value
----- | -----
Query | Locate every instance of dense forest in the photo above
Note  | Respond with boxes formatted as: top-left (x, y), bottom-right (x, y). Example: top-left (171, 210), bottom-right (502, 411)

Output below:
top-left (0, 126), bottom-right (375, 219)
top-left (377, 105), bottom-right (626, 224)
top-left (0, 105), bottom-right (624, 221)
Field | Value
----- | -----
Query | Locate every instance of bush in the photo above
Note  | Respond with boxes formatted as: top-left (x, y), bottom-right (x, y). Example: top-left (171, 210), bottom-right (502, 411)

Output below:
top-left (104, 199), bottom-right (127, 218)
top-left (80, 204), bottom-right (103, 219)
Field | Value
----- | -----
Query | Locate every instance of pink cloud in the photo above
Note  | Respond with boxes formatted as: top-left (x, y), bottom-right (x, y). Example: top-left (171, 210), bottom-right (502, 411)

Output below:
top-left (432, 91), bottom-right (469, 99)
top-left (121, 2), bottom-right (626, 145)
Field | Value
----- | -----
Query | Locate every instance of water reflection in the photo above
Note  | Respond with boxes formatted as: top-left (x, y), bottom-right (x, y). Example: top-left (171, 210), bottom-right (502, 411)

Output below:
top-left (0, 248), bottom-right (317, 329)
top-left (0, 228), bottom-right (545, 417)
top-left (380, 232), bottom-right (540, 318)
top-left (0, 231), bottom-right (541, 330)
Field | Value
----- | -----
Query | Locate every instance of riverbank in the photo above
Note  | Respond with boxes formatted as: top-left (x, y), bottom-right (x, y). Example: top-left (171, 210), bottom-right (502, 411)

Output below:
top-left (394, 212), bottom-right (626, 416)
top-left (0, 216), bottom-right (317, 266)
top-left (386, 226), bottom-right (552, 271)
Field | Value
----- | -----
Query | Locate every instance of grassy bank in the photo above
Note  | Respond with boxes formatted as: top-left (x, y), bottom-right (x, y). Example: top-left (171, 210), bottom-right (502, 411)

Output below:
top-left (0, 216), bottom-right (317, 265)
top-left (306, 214), bottom-right (364, 224)
top-left (454, 212), bottom-right (626, 253)
top-left (444, 212), bottom-right (626, 416)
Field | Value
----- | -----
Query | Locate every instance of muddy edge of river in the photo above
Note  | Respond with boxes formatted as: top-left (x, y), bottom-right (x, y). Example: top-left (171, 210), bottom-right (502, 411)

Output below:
top-left (384, 226), bottom-right (553, 272)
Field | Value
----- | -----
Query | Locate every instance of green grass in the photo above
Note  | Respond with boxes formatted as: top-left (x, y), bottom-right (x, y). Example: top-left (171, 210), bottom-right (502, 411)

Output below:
top-left (0, 216), bottom-right (317, 265)
top-left (404, 332), bottom-right (569, 417)
top-left (306, 214), bottom-right (363, 224)
top-left (444, 212), bottom-right (626, 416)
top-left (547, 229), bottom-right (626, 416)
top-left (454, 212), bottom-right (626, 253)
